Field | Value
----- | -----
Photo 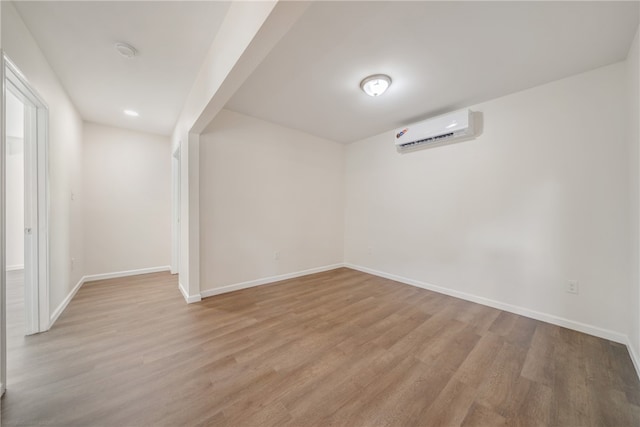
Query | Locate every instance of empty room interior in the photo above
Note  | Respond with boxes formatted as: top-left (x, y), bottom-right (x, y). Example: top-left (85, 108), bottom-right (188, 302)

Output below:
top-left (1, 0), bottom-right (640, 426)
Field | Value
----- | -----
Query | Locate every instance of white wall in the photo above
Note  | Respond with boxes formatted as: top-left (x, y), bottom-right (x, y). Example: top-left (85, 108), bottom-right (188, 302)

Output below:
top-left (199, 109), bottom-right (344, 291)
top-left (2, 2), bottom-right (84, 315)
top-left (5, 88), bottom-right (23, 139)
top-left (6, 91), bottom-right (24, 269)
top-left (83, 122), bottom-right (171, 276)
top-left (628, 27), bottom-right (640, 368)
top-left (345, 62), bottom-right (630, 340)
top-left (171, 1), bottom-right (308, 300)
top-left (171, 1), bottom-right (279, 299)
top-left (6, 144), bottom-right (23, 270)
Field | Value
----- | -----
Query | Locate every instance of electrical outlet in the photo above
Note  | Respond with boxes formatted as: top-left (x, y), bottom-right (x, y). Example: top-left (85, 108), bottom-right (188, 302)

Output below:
top-left (274, 251), bottom-right (280, 260)
top-left (566, 280), bottom-right (579, 294)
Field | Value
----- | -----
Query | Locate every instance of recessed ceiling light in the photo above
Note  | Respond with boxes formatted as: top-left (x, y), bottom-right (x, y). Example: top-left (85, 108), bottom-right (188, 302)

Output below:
top-left (360, 74), bottom-right (392, 97)
top-left (115, 42), bottom-right (137, 59)
top-left (124, 109), bottom-right (139, 117)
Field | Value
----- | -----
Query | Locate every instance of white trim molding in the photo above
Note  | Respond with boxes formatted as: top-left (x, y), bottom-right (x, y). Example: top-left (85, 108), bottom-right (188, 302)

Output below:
top-left (83, 266), bottom-right (170, 283)
top-left (49, 276), bottom-right (85, 330)
top-left (6, 264), bottom-right (23, 271)
top-left (179, 282), bottom-right (201, 304)
top-left (5, 54), bottom-right (51, 335)
top-left (626, 337), bottom-right (640, 380)
top-left (344, 263), bottom-right (629, 345)
top-left (200, 264), bottom-right (344, 299)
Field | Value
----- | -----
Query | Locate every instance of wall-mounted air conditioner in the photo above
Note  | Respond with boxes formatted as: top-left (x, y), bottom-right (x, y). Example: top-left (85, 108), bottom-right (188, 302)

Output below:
top-left (394, 108), bottom-right (478, 152)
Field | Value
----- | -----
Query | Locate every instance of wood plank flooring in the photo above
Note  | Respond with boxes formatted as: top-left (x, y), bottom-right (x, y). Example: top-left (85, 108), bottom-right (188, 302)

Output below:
top-left (1, 267), bottom-right (639, 426)
top-left (6, 269), bottom-right (25, 346)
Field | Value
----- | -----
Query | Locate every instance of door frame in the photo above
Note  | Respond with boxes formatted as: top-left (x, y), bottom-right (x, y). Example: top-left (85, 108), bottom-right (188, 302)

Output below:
top-left (1, 55), bottom-right (50, 382)
top-left (4, 56), bottom-right (50, 336)
top-left (1, 53), bottom-right (51, 395)
top-left (1, 50), bottom-right (5, 398)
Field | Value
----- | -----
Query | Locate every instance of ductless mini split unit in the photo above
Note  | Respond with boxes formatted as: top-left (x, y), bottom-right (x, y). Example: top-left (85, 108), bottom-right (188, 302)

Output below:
top-left (394, 108), bottom-right (478, 152)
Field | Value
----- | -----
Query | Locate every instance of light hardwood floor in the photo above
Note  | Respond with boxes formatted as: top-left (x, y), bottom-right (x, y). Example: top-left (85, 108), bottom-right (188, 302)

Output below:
top-left (5, 269), bottom-right (26, 380)
top-left (1, 267), bottom-right (639, 426)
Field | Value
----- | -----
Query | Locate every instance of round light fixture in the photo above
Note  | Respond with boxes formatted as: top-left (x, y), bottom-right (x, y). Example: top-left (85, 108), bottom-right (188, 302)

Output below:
top-left (360, 74), bottom-right (392, 97)
top-left (124, 109), bottom-right (139, 117)
top-left (115, 42), bottom-right (138, 59)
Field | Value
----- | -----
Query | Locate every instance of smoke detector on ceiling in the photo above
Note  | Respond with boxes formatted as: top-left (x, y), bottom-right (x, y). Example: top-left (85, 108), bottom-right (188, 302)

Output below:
top-left (114, 42), bottom-right (137, 59)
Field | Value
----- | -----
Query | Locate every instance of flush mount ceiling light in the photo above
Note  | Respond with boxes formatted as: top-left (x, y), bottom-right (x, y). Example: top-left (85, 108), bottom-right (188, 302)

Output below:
top-left (115, 42), bottom-right (138, 59)
top-left (124, 109), bottom-right (139, 117)
top-left (360, 74), bottom-right (392, 97)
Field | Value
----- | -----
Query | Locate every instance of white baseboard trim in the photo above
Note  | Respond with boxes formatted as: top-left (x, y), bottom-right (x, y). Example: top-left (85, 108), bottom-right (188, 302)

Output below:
top-left (626, 336), bottom-right (640, 380)
top-left (49, 275), bottom-right (85, 329)
top-left (179, 282), bottom-right (201, 304)
top-left (6, 264), bottom-right (24, 271)
top-left (83, 266), bottom-right (171, 283)
top-left (200, 263), bottom-right (344, 299)
top-left (344, 263), bottom-right (628, 345)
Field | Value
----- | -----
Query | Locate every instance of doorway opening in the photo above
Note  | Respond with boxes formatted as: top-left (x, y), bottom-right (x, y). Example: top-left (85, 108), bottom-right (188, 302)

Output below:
top-left (1, 55), bottom-right (50, 395)
top-left (6, 85), bottom-right (27, 350)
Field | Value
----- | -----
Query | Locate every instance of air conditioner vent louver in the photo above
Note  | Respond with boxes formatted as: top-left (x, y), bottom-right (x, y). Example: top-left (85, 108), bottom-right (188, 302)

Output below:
top-left (399, 132), bottom-right (455, 149)
top-left (394, 109), bottom-right (477, 152)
